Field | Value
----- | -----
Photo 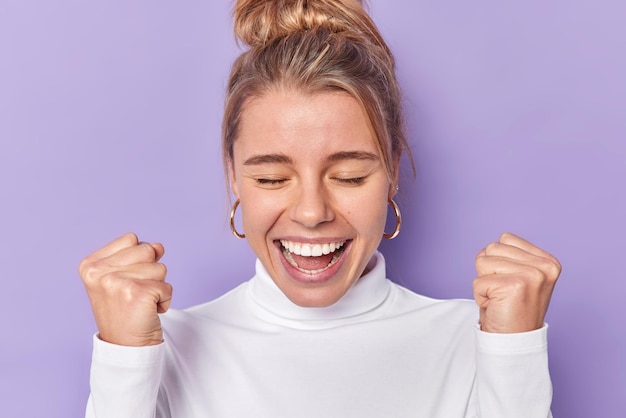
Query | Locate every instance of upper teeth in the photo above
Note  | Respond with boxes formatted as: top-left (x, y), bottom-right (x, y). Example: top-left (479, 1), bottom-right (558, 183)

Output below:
top-left (280, 240), bottom-right (345, 257)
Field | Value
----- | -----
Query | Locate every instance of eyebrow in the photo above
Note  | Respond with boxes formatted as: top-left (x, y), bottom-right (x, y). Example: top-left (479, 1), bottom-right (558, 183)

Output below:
top-left (243, 151), bottom-right (378, 166)
top-left (325, 151), bottom-right (379, 163)
top-left (243, 153), bottom-right (293, 166)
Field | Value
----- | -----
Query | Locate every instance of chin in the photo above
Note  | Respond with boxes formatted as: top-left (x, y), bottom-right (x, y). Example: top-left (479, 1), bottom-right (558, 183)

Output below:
top-left (282, 286), bottom-right (348, 308)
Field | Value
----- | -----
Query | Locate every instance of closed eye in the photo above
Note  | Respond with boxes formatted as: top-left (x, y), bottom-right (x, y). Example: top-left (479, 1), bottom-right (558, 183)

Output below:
top-left (256, 178), bottom-right (288, 186)
top-left (335, 176), bottom-right (366, 185)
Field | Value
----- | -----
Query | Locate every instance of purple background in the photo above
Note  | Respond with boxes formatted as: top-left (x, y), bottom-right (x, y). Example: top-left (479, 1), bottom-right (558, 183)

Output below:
top-left (1, 1), bottom-right (624, 416)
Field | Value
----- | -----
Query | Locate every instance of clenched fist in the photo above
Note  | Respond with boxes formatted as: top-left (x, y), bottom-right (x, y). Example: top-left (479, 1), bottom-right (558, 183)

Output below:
top-left (79, 233), bottom-right (173, 346)
top-left (473, 232), bottom-right (561, 334)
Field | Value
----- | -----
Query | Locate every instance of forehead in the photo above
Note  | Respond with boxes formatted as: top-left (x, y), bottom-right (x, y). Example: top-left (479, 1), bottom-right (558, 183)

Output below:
top-left (234, 90), bottom-right (378, 161)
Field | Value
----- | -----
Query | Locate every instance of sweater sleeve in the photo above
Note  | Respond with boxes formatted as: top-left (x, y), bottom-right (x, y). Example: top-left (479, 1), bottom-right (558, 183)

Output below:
top-left (85, 334), bottom-right (166, 418)
top-left (474, 324), bottom-right (553, 418)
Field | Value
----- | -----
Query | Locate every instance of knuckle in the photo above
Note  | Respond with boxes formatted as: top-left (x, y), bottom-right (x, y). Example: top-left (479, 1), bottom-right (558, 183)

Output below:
top-left (154, 263), bottom-right (167, 280)
top-left (80, 260), bottom-right (104, 283)
top-left (78, 258), bottom-right (90, 277)
top-left (156, 262), bottom-right (168, 277)
top-left (98, 274), bottom-right (146, 303)
top-left (519, 266), bottom-right (548, 288)
top-left (499, 231), bottom-right (512, 242)
top-left (118, 279), bottom-right (146, 302)
top-left (548, 258), bottom-right (562, 277)
top-left (126, 280), bottom-right (143, 297)
top-left (99, 273), bottom-right (122, 292)
top-left (138, 242), bottom-right (157, 259)
top-left (123, 232), bottom-right (139, 245)
top-left (474, 257), bottom-right (487, 272)
top-left (485, 242), bottom-right (499, 254)
top-left (535, 258), bottom-right (561, 280)
top-left (507, 276), bottom-right (530, 293)
top-left (163, 281), bottom-right (174, 295)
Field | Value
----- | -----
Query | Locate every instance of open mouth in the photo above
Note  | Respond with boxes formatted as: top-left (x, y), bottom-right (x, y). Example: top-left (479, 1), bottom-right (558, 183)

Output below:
top-left (279, 239), bottom-right (347, 274)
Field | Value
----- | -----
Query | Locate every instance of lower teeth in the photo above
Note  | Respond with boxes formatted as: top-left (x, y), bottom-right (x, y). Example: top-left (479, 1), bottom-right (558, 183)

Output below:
top-left (283, 250), bottom-right (341, 274)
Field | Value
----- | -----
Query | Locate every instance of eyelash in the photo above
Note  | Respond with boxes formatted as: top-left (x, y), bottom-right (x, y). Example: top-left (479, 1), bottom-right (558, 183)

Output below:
top-left (256, 178), bottom-right (287, 185)
top-left (336, 177), bottom-right (366, 185)
top-left (254, 176), bottom-right (367, 186)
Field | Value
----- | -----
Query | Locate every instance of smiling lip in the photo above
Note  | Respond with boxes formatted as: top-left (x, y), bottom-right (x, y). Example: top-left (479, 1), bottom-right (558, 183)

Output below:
top-left (280, 239), bottom-right (345, 257)
top-left (275, 239), bottom-right (350, 284)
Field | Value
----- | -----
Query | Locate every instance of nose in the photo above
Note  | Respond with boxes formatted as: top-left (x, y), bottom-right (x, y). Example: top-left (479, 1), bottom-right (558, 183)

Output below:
top-left (289, 182), bottom-right (335, 228)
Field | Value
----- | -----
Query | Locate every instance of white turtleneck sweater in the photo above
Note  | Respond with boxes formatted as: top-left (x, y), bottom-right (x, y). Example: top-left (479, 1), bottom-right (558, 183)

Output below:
top-left (85, 252), bottom-right (552, 417)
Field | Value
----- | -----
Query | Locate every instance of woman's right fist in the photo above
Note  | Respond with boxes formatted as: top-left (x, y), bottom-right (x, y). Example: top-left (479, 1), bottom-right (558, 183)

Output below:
top-left (79, 233), bottom-right (172, 346)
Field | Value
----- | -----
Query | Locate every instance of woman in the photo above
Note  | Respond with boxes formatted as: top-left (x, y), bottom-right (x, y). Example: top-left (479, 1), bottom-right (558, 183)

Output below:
top-left (80, 1), bottom-right (561, 417)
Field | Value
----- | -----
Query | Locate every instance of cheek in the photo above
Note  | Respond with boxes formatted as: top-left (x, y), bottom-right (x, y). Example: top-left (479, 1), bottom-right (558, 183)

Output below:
top-left (240, 191), bottom-right (285, 236)
top-left (341, 190), bottom-right (389, 236)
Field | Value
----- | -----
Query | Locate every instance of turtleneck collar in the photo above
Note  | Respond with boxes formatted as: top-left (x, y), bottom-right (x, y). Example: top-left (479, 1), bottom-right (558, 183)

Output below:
top-left (246, 251), bottom-right (392, 329)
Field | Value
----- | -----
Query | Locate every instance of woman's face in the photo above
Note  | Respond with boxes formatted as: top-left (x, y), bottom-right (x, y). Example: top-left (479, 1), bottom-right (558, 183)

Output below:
top-left (230, 90), bottom-right (395, 307)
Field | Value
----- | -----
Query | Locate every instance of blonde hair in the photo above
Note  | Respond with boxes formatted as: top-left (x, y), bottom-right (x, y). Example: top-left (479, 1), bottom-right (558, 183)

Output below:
top-left (223, 0), bottom-right (412, 183)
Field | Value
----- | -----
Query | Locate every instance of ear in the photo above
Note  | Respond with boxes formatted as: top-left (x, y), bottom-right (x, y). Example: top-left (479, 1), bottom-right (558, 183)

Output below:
top-left (228, 158), bottom-right (240, 199)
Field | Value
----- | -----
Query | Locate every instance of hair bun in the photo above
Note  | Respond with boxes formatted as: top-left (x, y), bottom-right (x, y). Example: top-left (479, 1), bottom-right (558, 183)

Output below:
top-left (233, 0), bottom-right (372, 48)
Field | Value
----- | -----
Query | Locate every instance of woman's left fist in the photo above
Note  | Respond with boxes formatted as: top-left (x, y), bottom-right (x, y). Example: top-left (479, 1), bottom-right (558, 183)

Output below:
top-left (473, 232), bottom-right (562, 333)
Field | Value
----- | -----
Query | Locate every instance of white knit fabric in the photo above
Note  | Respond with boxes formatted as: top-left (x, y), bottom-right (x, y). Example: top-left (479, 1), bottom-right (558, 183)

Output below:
top-left (86, 252), bottom-right (552, 418)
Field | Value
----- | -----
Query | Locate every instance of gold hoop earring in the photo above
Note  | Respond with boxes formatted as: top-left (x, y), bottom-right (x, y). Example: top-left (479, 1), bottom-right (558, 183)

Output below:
top-left (229, 199), bottom-right (245, 239)
top-left (383, 198), bottom-right (402, 239)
